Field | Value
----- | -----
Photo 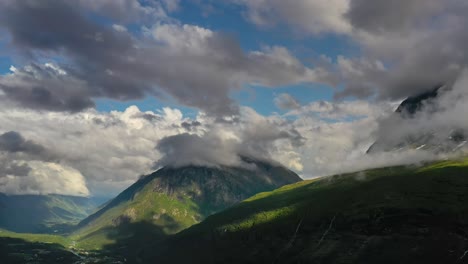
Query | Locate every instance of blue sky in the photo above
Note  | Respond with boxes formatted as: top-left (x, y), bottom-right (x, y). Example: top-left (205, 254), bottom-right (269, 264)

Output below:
top-left (0, 0), bottom-right (465, 196)
top-left (0, 0), bottom-right (355, 116)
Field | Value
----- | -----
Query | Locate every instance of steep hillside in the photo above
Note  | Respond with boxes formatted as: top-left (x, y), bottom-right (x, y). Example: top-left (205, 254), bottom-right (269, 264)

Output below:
top-left (0, 194), bottom-right (104, 233)
top-left (148, 158), bottom-right (468, 264)
top-left (74, 159), bottom-right (302, 250)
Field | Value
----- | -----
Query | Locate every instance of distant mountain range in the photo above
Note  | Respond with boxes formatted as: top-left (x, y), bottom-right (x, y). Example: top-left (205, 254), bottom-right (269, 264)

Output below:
top-left (73, 158), bottom-right (302, 251)
top-left (0, 194), bottom-right (105, 233)
top-left (368, 86), bottom-right (467, 154)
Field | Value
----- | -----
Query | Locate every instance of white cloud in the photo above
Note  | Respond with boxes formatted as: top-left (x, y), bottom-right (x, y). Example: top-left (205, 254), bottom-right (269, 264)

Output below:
top-left (1, 93), bottom-right (464, 196)
top-left (232, 0), bottom-right (352, 34)
top-left (0, 161), bottom-right (89, 196)
top-left (112, 24), bottom-right (128, 32)
top-left (151, 23), bottom-right (214, 53)
top-left (0, 104), bottom-right (306, 196)
top-left (0, 105), bottom-right (191, 196)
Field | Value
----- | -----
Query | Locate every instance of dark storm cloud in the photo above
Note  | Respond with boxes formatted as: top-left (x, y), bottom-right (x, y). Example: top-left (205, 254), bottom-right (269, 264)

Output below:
top-left (0, 131), bottom-right (46, 155)
top-left (0, 131), bottom-right (58, 178)
top-left (0, 131), bottom-right (57, 162)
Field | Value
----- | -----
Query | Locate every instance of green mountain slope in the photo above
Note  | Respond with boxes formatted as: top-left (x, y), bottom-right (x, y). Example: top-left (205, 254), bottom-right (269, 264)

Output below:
top-left (148, 158), bottom-right (468, 264)
top-left (74, 159), bottom-right (302, 250)
top-left (0, 194), bottom-right (104, 234)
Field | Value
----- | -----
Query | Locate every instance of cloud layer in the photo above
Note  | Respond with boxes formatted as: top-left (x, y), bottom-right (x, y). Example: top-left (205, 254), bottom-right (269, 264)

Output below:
top-left (0, 0), bottom-right (467, 197)
top-left (0, 0), bottom-right (327, 117)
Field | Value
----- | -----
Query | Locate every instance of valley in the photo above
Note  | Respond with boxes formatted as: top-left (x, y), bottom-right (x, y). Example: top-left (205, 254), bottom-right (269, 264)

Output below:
top-left (1, 158), bottom-right (468, 263)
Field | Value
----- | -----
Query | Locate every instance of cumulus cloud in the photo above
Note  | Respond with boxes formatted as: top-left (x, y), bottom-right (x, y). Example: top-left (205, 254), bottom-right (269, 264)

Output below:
top-left (155, 106), bottom-right (306, 170)
top-left (0, 0), bottom-right (466, 198)
top-left (0, 63), bottom-right (94, 112)
top-left (0, 0), bottom-right (327, 117)
top-left (340, 0), bottom-right (468, 100)
top-left (0, 130), bottom-right (89, 196)
top-left (0, 104), bottom-right (310, 196)
top-left (0, 93), bottom-right (462, 196)
top-left (0, 105), bottom-right (191, 196)
top-left (0, 161), bottom-right (89, 196)
top-left (0, 130), bottom-right (58, 169)
top-left (228, 0), bottom-right (468, 102)
top-left (231, 0), bottom-right (351, 34)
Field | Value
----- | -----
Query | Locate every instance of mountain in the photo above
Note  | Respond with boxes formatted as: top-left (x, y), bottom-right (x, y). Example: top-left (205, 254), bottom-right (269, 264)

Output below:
top-left (145, 158), bottom-right (468, 264)
top-left (368, 86), bottom-right (467, 153)
top-left (394, 86), bottom-right (440, 116)
top-left (73, 158), bottom-right (302, 250)
top-left (0, 194), bottom-right (104, 234)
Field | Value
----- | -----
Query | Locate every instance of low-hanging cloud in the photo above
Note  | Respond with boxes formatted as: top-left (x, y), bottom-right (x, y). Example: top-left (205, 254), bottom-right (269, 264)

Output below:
top-left (370, 70), bottom-right (468, 153)
top-left (155, 107), bottom-right (306, 170)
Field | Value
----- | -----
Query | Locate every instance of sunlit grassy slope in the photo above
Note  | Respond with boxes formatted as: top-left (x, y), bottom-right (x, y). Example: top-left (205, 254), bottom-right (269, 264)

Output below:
top-left (148, 158), bottom-right (468, 264)
top-left (0, 229), bottom-right (71, 247)
top-left (72, 162), bottom-right (301, 251)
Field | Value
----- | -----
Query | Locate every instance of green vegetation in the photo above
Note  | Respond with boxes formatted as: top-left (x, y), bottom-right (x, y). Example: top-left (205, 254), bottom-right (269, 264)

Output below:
top-left (4, 159), bottom-right (468, 263)
top-left (73, 161), bottom-right (301, 252)
top-left (147, 158), bottom-right (468, 264)
top-left (0, 229), bottom-right (70, 247)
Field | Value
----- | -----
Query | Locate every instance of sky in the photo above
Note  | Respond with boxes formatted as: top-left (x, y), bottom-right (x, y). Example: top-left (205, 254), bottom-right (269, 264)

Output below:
top-left (0, 0), bottom-right (467, 197)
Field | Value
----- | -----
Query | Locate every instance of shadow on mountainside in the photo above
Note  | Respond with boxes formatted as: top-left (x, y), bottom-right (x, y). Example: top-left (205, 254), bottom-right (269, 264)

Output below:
top-left (0, 237), bottom-right (79, 264)
top-left (138, 163), bottom-right (468, 264)
top-left (98, 216), bottom-right (182, 262)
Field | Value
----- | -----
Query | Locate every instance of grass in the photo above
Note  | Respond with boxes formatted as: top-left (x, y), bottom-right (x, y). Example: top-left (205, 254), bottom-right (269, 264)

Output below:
top-left (147, 158), bottom-right (468, 263)
top-left (3, 158), bottom-right (468, 263)
top-left (70, 179), bottom-right (201, 250)
top-left (0, 229), bottom-right (71, 247)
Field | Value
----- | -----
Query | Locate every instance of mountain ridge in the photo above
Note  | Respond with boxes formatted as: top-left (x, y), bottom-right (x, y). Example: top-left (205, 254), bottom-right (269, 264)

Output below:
top-left (143, 158), bottom-right (468, 264)
top-left (74, 158), bottom-right (302, 249)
